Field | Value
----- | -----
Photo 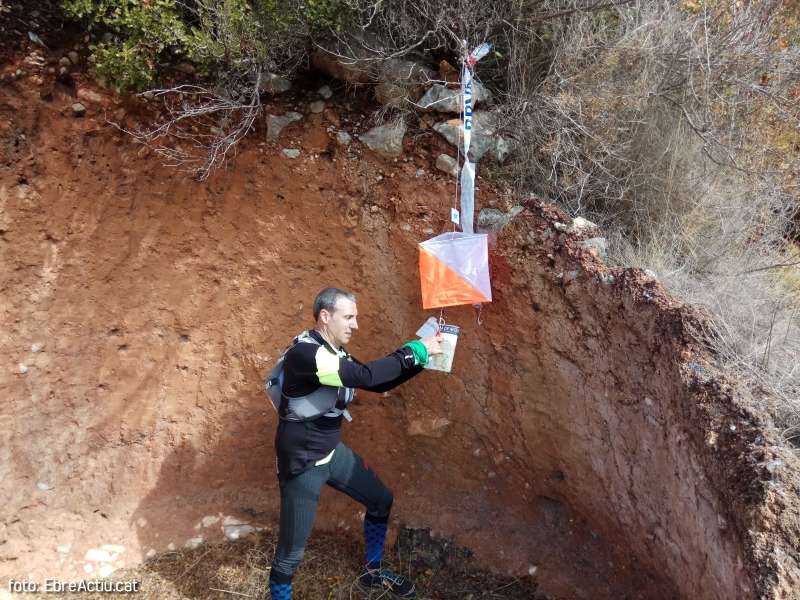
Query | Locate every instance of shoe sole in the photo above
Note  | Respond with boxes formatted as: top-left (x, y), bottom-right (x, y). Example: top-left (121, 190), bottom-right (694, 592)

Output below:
top-left (355, 580), bottom-right (416, 599)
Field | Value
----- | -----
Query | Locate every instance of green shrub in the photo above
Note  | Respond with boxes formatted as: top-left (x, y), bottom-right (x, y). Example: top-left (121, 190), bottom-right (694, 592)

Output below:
top-left (303, 0), bottom-right (353, 32)
top-left (90, 38), bottom-right (155, 91)
top-left (63, 0), bottom-right (199, 91)
top-left (62, 0), bottom-right (356, 92)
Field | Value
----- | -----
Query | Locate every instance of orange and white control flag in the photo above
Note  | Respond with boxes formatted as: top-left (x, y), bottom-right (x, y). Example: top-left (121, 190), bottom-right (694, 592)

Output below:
top-left (419, 232), bottom-right (492, 309)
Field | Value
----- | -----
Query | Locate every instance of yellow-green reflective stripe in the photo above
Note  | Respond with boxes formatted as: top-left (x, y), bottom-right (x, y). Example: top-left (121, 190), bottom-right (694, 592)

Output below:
top-left (315, 448), bottom-right (336, 465)
top-left (315, 346), bottom-right (344, 387)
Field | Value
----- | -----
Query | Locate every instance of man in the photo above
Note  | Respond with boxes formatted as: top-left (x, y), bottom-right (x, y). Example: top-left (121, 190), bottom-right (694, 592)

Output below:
top-left (268, 287), bottom-right (443, 600)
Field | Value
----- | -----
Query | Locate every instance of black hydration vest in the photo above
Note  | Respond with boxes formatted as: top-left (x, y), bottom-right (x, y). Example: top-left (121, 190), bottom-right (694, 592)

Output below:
top-left (265, 331), bottom-right (354, 422)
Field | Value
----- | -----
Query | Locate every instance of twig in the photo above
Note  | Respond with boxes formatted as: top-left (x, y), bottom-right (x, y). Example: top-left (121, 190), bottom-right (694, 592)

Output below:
top-left (490, 577), bottom-right (522, 594)
top-left (208, 588), bottom-right (252, 598)
top-left (177, 548), bottom-right (213, 580)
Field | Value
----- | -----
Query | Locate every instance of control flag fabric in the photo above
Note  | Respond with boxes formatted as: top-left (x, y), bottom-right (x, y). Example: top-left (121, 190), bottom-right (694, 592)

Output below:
top-left (419, 232), bottom-right (492, 309)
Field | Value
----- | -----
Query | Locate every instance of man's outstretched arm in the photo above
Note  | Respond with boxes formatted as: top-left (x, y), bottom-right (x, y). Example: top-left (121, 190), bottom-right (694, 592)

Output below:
top-left (362, 362), bottom-right (424, 393)
top-left (316, 339), bottom-right (436, 391)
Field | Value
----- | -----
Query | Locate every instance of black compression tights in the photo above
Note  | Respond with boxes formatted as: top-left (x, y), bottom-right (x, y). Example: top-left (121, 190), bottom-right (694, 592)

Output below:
top-left (269, 442), bottom-right (393, 584)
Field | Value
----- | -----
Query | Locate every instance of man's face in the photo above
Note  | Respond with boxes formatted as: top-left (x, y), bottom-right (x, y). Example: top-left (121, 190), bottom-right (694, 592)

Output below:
top-left (321, 297), bottom-right (359, 347)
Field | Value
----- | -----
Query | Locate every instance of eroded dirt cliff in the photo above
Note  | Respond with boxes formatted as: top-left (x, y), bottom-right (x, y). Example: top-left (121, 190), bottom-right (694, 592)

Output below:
top-left (1, 53), bottom-right (799, 600)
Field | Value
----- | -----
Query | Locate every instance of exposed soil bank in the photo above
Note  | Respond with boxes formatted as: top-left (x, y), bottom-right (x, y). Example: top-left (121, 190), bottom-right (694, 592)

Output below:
top-left (1, 61), bottom-right (798, 599)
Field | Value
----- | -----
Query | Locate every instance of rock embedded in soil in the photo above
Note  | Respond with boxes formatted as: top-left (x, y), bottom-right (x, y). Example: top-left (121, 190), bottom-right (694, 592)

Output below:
top-left (336, 130), bottom-right (352, 146)
top-left (375, 59), bottom-right (435, 107)
top-left (260, 72), bottom-right (292, 94)
top-left (433, 112), bottom-right (513, 163)
top-left (267, 112), bottom-right (302, 140)
top-left (359, 121), bottom-right (407, 158)
top-left (435, 153), bottom-right (458, 176)
top-left (577, 237), bottom-right (609, 259)
top-left (76, 88), bottom-right (105, 105)
top-left (419, 81), bottom-right (492, 113)
top-left (478, 206), bottom-right (524, 232)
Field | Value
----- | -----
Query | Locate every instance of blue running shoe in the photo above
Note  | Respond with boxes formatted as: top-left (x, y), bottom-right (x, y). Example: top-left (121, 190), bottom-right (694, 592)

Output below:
top-left (357, 566), bottom-right (416, 599)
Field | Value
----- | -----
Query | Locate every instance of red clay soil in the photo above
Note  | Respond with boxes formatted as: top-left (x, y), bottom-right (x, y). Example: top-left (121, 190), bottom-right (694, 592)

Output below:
top-left (1, 49), bottom-right (799, 600)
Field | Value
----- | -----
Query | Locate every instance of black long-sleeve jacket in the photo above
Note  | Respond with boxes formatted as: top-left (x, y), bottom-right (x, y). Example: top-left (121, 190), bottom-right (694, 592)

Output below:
top-left (275, 330), bottom-right (423, 479)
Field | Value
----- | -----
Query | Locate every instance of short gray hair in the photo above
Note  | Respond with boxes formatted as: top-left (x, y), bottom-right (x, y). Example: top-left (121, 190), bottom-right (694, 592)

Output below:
top-left (313, 287), bottom-right (356, 320)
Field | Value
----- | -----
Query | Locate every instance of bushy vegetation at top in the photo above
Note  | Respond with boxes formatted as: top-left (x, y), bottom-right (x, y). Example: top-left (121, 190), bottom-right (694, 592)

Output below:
top-left (62, 0), bottom-right (353, 91)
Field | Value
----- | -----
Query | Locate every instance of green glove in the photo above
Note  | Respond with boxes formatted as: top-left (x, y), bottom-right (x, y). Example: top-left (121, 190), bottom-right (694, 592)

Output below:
top-left (403, 340), bottom-right (429, 366)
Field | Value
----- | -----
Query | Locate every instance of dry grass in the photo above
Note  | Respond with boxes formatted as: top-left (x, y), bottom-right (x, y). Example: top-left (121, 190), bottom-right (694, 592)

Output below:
top-left (609, 175), bottom-right (800, 438)
top-left (51, 528), bottom-right (540, 600)
top-left (488, 0), bottom-right (800, 445)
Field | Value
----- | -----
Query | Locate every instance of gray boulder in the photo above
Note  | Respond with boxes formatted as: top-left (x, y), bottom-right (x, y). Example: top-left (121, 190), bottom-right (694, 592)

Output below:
top-left (360, 121), bottom-right (407, 158)
top-left (492, 136), bottom-right (516, 163)
top-left (433, 111), bottom-right (514, 163)
top-left (577, 237), bottom-right (609, 259)
top-left (418, 81), bottom-right (491, 113)
top-left (572, 216), bottom-right (598, 233)
top-left (435, 154), bottom-right (458, 176)
top-left (260, 72), bottom-right (291, 94)
top-left (267, 112), bottom-right (302, 140)
top-left (554, 216), bottom-right (599, 235)
top-left (477, 206), bottom-right (524, 233)
top-left (281, 148), bottom-right (300, 159)
top-left (336, 130), bottom-right (352, 146)
top-left (375, 59), bottom-right (435, 107)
